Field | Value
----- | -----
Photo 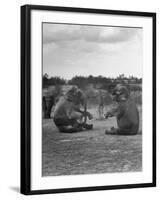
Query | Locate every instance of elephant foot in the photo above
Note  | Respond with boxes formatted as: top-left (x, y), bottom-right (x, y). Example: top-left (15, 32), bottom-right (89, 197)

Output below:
top-left (105, 127), bottom-right (137, 136)
top-left (58, 125), bottom-right (83, 133)
top-left (105, 127), bottom-right (117, 135)
top-left (82, 123), bottom-right (93, 130)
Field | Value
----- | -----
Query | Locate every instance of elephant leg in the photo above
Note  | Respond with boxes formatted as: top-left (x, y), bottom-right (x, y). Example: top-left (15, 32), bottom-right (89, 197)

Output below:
top-left (42, 97), bottom-right (48, 118)
top-left (54, 110), bottom-right (93, 133)
top-left (46, 100), bottom-right (54, 118)
top-left (58, 123), bottom-right (93, 133)
top-left (69, 112), bottom-right (93, 130)
top-left (82, 123), bottom-right (93, 130)
top-left (116, 128), bottom-right (137, 135)
top-left (69, 112), bottom-right (83, 123)
top-left (58, 125), bottom-right (83, 133)
top-left (105, 126), bottom-right (137, 135)
top-left (54, 118), bottom-right (83, 133)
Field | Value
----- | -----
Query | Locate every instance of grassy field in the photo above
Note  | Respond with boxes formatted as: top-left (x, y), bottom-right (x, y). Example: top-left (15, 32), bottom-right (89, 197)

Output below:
top-left (42, 106), bottom-right (142, 176)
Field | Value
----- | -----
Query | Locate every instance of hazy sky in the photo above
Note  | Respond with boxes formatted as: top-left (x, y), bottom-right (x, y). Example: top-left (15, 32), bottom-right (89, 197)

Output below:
top-left (43, 23), bottom-right (143, 79)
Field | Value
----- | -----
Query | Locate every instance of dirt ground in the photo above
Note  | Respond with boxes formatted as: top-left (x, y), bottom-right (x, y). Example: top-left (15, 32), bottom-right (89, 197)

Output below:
top-left (42, 107), bottom-right (142, 176)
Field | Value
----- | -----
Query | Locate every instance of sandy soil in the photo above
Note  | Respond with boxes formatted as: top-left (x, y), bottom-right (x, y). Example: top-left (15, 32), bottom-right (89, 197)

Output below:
top-left (42, 107), bottom-right (142, 176)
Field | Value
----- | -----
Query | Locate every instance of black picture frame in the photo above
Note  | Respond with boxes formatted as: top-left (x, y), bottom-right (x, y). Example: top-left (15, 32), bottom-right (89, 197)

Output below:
top-left (21, 4), bottom-right (156, 195)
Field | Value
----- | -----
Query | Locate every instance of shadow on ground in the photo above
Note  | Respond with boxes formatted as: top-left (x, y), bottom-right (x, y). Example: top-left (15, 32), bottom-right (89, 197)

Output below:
top-left (9, 186), bottom-right (19, 193)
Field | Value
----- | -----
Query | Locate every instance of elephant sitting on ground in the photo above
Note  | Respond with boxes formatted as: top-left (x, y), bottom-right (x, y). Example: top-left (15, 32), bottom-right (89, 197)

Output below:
top-left (104, 84), bottom-right (139, 135)
top-left (53, 86), bottom-right (93, 133)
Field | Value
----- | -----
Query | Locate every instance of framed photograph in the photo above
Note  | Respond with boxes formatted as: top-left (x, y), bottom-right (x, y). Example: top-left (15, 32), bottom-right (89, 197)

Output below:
top-left (21, 4), bottom-right (156, 195)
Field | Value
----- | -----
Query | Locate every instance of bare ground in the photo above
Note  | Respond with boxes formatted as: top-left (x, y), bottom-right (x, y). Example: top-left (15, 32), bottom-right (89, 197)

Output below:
top-left (42, 108), bottom-right (142, 176)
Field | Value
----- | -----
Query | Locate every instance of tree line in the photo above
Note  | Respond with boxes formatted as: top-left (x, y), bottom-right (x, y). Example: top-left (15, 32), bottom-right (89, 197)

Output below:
top-left (43, 73), bottom-right (142, 91)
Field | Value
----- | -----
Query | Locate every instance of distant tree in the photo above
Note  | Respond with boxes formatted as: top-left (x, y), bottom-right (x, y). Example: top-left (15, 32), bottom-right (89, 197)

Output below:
top-left (118, 74), bottom-right (125, 80)
top-left (48, 76), bottom-right (66, 85)
top-left (43, 73), bottom-right (49, 88)
top-left (42, 75), bottom-right (66, 88)
top-left (68, 76), bottom-right (87, 89)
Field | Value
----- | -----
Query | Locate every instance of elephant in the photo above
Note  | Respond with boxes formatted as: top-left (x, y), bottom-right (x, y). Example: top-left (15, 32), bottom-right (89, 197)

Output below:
top-left (104, 84), bottom-right (139, 135)
top-left (43, 86), bottom-right (63, 119)
top-left (53, 86), bottom-right (93, 133)
top-left (43, 95), bottom-right (54, 119)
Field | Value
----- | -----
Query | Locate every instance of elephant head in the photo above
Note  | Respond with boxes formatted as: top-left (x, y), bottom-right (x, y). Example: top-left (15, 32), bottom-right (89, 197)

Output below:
top-left (66, 86), bottom-right (86, 106)
top-left (111, 84), bottom-right (129, 102)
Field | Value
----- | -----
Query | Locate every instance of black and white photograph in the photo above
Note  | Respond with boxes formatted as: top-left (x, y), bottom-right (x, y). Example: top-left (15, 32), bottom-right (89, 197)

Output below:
top-left (42, 23), bottom-right (143, 176)
top-left (20, 5), bottom-right (156, 194)
top-left (0, 0), bottom-right (159, 199)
